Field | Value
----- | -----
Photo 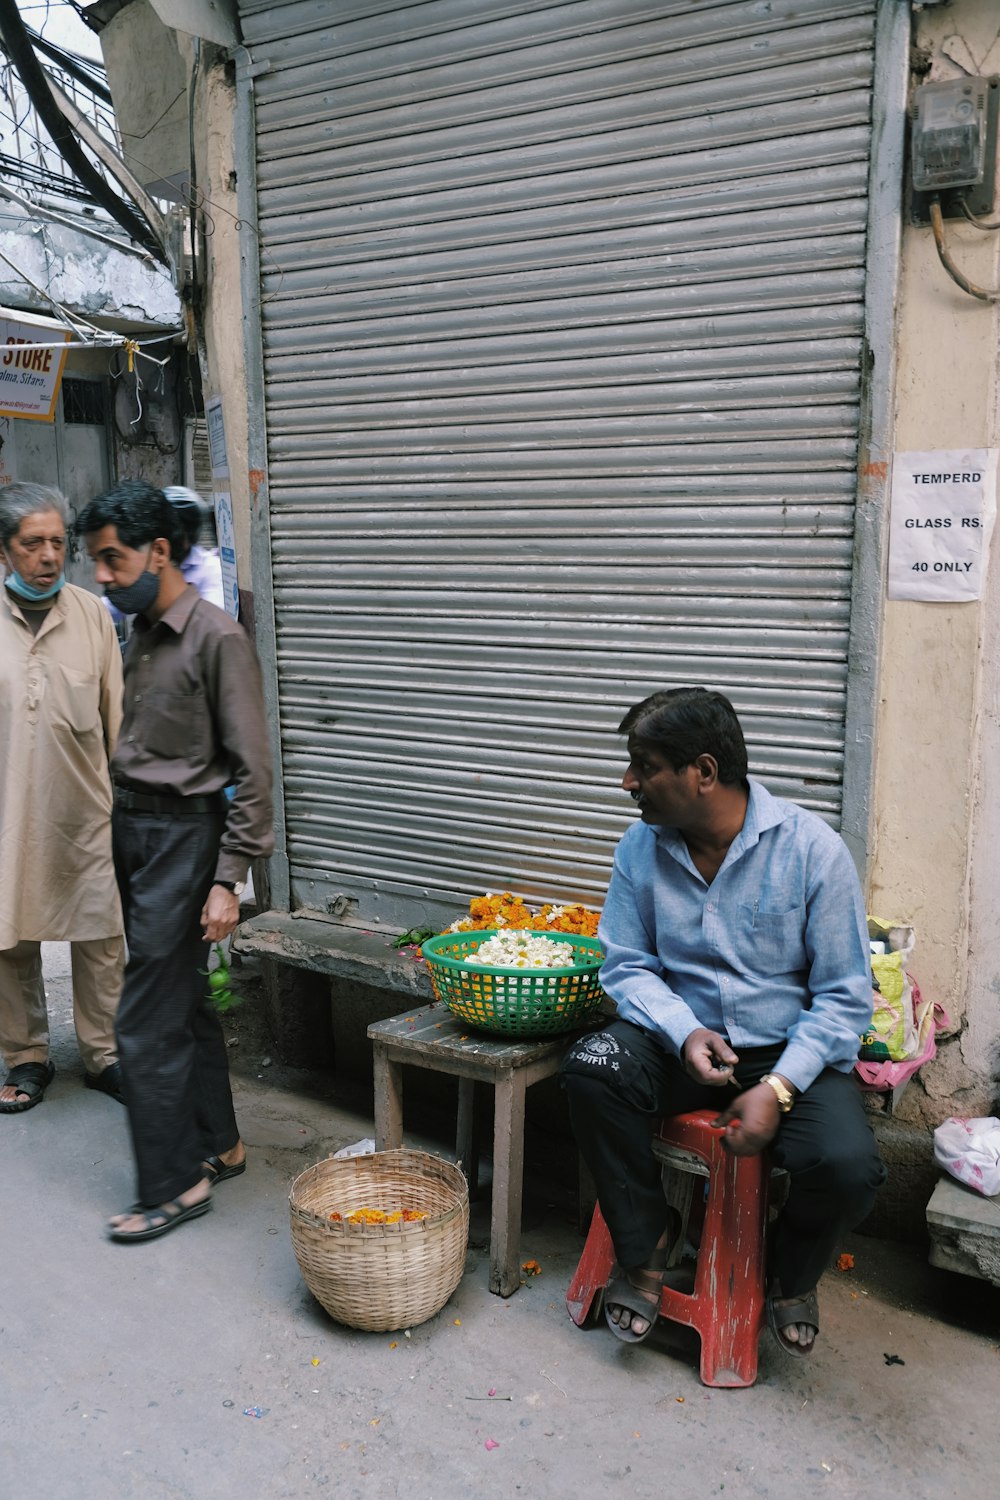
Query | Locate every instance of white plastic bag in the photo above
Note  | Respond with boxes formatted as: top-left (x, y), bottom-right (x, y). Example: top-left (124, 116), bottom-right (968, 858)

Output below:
top-left (933, 1116), bottom-right (1000, 1197)
top-left (332, 1137), bottom-right (376, 1159)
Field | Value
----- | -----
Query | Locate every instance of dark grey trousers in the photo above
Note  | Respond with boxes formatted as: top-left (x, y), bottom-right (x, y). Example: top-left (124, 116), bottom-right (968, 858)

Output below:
top-left (112, 806), bottom-right (239, 1206)
top-left (563, 1020), bottom-right (886, 1298)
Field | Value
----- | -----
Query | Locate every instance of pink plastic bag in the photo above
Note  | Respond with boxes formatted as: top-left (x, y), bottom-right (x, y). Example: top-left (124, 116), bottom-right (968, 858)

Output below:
top-left (854, 982), bottom-right (950, 1090)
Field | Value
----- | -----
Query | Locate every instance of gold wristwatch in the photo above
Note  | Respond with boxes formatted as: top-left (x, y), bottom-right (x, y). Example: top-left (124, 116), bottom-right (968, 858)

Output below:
top-left (759, 1073), bottom-right (795, 1113)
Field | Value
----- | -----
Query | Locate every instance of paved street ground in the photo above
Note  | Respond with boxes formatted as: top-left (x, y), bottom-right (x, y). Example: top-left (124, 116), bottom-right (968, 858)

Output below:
top-left (3, 945), bottom-right (1000, 1499)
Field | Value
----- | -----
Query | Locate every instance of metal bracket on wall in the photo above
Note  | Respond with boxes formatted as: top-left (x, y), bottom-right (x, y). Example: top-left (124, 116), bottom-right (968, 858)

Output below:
top-left (911, 75), bottom-right (1000, 223)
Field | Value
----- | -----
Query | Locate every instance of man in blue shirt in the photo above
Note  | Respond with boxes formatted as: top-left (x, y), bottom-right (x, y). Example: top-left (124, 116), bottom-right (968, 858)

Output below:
top-left (563, 687), bottom-right (885, 1356)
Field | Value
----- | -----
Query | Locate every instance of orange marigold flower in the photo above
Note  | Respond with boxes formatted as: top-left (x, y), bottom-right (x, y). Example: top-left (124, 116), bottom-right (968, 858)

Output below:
top-left (836, 1252), bottom-right (855, 1271)
top-left (443, 893), bottom-right (602, 940)
top-left (332, 1205), bottom-right (429, 1225)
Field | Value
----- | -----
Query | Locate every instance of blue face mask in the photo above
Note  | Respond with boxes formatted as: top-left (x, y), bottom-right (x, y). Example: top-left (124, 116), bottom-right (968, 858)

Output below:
top-left (5, 569), bottom-right (66, 602)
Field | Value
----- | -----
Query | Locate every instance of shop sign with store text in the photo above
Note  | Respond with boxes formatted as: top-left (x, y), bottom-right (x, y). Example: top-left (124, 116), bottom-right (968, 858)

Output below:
top-left (0, 317), bottom-right (72, 420)
top-left (888, 449), bottom-right (998, 601)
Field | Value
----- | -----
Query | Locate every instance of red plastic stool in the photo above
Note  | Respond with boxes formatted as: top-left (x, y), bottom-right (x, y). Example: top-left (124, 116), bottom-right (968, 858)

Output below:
top-left (566, 1109), bottom-right (771, 1387)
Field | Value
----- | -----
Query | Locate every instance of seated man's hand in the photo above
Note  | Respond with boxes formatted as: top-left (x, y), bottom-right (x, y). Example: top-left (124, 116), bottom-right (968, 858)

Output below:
top-left (681, 1027), bottom-right (739, 1085)
top-left (714, 1084), bottom-right (782, 1157)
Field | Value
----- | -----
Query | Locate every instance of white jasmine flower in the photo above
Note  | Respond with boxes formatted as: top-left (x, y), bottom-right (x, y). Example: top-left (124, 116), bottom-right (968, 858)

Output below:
top-left (467, 930), bottom-right (576, 969)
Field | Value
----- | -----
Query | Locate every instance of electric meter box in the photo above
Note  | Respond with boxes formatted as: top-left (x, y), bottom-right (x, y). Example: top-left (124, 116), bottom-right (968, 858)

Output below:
top-left (911, 75), bottom-right (999, 223)
top-left (912, 78), bottom-right (986, 190)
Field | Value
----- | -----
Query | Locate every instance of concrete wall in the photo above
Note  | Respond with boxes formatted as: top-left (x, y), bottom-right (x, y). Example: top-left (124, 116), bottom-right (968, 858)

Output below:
top-left (0, 211), bottom-right (179, 327)
top-left (868, 0), bottom-right (1000, 1130)
top-left (193, 51), bottom-right (253, 593)
top-left (97, 0), bottom-right (190, 201)
top-left (95, 2), bottom-right (253, 600)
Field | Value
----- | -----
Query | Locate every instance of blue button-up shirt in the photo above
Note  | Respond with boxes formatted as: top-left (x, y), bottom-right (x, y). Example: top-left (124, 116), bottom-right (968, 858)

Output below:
top-left (598, 779), bottom-right (872, 1092)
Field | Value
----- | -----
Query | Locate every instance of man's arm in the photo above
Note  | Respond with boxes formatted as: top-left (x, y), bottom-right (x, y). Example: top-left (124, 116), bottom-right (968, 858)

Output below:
top-left (770, 833), bottom-right (873, 1094)
top-left (96, 599), bottom-right (123, 756)
top-left (599, 844), bottom-right (704, 1057)
top-left (205, 626), bottom-right (274, 887)
top-left (197, 625), bottom-right (273, 942)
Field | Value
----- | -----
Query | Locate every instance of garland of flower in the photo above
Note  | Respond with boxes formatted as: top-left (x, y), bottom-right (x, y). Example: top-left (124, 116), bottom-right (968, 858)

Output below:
top-left (446, 891), bottom-right (600, 938)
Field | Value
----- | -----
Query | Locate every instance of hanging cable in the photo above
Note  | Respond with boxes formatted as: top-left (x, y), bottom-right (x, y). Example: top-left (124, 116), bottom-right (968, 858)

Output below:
top-left (929, 197), bottom-right (1000, 304)
top-left (959, 197), bottom-right (1000, 233)
top-left (23, 25), bottom-right (112, 103)
top-left (0, 0), bottom-right (165, 261)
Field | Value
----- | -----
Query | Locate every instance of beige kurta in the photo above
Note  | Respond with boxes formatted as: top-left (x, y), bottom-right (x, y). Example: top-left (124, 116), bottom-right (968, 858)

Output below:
top-left (0, 582), bottom-right (124, 947)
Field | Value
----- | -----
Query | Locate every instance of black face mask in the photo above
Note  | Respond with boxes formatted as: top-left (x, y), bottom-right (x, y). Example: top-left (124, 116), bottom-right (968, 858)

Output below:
top-left (104, 549), bottom-right (161, 615)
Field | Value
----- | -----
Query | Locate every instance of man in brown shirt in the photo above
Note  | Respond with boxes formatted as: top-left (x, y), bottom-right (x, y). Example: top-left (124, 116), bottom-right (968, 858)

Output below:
top-left (78, 479), bottom-right (274, 1242)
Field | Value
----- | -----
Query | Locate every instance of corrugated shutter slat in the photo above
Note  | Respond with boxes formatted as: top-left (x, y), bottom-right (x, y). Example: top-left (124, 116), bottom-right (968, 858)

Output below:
top-left (241, 0), bottom-right (877, 925)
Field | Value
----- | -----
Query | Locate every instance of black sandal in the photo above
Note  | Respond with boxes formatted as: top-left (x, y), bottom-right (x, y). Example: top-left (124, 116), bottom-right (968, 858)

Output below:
top-left (767, 1285), bottom-right (820, 1359)
top-left (202, 1153), bottom-right (247, 1185)
top-left (605, 1258), bottom-right (667, 1344)
top-left (605, 1208), bottom-right (683, 1346)
top-left (0, 1061), bottom-right (55, 1113)
top-left (108, 1196), bottom-right (212, 1243)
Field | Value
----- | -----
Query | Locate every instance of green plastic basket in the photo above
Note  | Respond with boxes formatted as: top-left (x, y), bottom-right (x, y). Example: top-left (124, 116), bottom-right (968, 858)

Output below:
top-left (421, 929), bottom-right (606, 1037)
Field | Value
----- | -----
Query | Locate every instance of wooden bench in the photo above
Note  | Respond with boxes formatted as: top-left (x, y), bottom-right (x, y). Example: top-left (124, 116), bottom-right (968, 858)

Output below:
top-left (368, 1002), bottom-right (586, 1297)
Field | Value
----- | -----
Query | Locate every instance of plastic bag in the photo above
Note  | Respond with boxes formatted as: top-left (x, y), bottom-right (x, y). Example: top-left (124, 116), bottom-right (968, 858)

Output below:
top-left (933, 1117), bottom-right (1000, 1197)
top-left (859, 916), bottom-right (928, 1062)
top-left (855, 981), bottom-right (950, 1090)
top-left (332, 1137), bottom-right (376, 1159)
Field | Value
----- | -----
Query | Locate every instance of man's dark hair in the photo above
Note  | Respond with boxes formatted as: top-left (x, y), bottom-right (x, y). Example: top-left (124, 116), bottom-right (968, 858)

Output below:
top-left (619, 688), bottom-right (749, 785)
top-left (77, 479), bottom-right (185, 564)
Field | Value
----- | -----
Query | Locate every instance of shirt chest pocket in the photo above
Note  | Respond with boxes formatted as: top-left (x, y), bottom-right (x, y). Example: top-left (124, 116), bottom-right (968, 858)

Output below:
top-left (737, 903), bottom-right (808, 977)
top-left (141, 688), bottom-right (210, 760)
top-left (48, 663), bottom-right (100, 737)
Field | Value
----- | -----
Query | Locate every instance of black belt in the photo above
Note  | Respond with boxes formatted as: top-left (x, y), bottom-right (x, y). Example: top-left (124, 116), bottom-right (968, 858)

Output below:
top-left (114, 785), bottom-right (226, 815)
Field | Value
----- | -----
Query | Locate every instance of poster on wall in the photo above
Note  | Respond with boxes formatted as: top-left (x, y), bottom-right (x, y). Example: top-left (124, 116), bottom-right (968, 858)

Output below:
top-left (0, 315), bottom-right (72, 420)
top-left (888, 449), bottom-right (998, 602)
top-left (205, 395), bottom-right (239, 619)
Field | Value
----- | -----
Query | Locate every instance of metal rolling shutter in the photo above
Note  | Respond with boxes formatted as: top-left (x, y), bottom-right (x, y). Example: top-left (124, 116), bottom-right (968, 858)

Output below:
top-left (239, 0), bottom-right (879, 927)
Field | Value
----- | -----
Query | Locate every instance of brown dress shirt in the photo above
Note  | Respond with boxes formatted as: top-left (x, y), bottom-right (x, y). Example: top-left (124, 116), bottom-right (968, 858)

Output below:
top-left (112, 585), bottom-right (274, 885)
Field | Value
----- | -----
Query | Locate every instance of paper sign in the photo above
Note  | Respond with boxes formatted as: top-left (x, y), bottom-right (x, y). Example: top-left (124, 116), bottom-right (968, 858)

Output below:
top-left (205, 395), bottom-right (229, 479)
top-left (214, 488), bottom-right (240, 620)
top-left (888, 449), bottom-right (997, 601)
top-left (0, 317), bottom-right (71, 420)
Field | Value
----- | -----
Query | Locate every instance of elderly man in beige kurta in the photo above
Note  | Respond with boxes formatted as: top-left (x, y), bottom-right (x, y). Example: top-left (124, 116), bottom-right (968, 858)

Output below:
top-left (0, 482), bottom-right (125, 1112)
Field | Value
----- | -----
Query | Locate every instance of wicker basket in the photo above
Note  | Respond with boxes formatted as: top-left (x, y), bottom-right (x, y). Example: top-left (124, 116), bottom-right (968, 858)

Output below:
top-left (421, 929), bottom-right (606, 1037)
top-left (288, 1149), bottom-right (469, 1332)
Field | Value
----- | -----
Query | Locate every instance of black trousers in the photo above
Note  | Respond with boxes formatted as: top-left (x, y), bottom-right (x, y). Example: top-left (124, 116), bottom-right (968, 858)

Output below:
top-left (112, 806), bottom-right (240, 1206)
top-left (563, 1020), bottom-right (886, 1298)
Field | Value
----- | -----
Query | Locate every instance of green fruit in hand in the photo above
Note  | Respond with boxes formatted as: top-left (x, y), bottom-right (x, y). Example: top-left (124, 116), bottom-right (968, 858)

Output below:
top-left (208, 968), bottom-right (231, 994)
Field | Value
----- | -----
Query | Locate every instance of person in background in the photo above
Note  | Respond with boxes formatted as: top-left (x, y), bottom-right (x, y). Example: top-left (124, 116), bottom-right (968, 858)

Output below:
top-left (78, 479), bottom-right (272, 1243)
top-left (165, 486), bottom-right (225, 610)
top-left (0, 482), bottom-right (125, 1114)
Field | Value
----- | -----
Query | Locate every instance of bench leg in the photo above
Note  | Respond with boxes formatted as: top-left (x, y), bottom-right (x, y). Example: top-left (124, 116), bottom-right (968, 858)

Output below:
top-left (490, 1069), bottom-right (526, 1297)
top-left (456, 1077), bottom-right (480, 1196)
top-left (372, 1046), bottom-right (403, 1150)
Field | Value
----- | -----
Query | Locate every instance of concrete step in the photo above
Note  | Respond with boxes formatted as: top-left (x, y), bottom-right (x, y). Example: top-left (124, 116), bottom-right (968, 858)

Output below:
top-left (926, 1173), bottom-right (1000, 1285)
